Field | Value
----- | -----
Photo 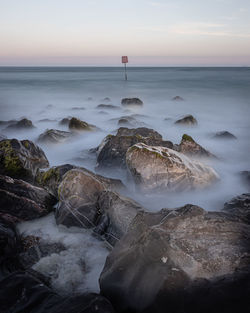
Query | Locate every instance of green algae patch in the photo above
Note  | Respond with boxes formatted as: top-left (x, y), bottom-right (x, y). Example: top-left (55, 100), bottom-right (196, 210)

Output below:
top-left (182, 134), bottom-right (195, 143)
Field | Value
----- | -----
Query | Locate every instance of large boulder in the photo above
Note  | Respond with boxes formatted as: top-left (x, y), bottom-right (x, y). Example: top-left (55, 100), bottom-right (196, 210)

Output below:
top-left (55, 168), bottom-right (124, 228)
top-left (175, 115), bottom-right (197, 125)
top-left (94, 191), bottom-right (144, 245)
top-left (5, 118), bottom-right (35, 130)
top-left (68, 117), bottom-right (97, 132)
top-left (100, 204), bottom-right (250, 313)
top-left (121, 98), bottom-right (143, 106)
top-left (126, 143), bottom-right (219, 192)
top-left (37, 129), bottom-right (74, 144)
top-left (0, 272), bottom-right (115, 313)
top-left (178, 134), bottom-right (215, 158)
top-left (96, 127), bottom-right (173, 170)
top-left (0, 139), bottom-right (49, 181)
top-left (222, 193), bottom-right (250, 224)
top-left (0, 175), bottom-right (56, 222)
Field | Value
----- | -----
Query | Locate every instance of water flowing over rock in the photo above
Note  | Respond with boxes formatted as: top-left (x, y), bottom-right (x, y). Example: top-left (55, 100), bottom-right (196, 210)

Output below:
top-left (0, 175), bottom-right (56, 222)
top-left (178, 134), bottom-right (215, 158)
top-left (126, 143), bottom-right (219, 192)
top-left (55, 168), bottom-right (124, 228)
top-left (96, 127), bottom-right (173, 170)
top-left (0, 139), bottom-right (49, 181)
top-left (175, 115), bottom-right (197, 125)
top-left (0, 272), bottom-right (115, 313)
top-left (94, 191), bottom-right (144, 245)
top-left (37, 129), bottom-right (74, 144)
top-left (100, 204), bottom-right (250, 313)
top-left (121, 98), bottom-right (143, 106)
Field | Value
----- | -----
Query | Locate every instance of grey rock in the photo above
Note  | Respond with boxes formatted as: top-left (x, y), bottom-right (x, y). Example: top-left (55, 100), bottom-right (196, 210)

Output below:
top-left (37, 129), bottom-right (74, 144)
top-left (175, 115), bottom-right (197, 125)
top-left (121, 98), bottom-right (143, 106)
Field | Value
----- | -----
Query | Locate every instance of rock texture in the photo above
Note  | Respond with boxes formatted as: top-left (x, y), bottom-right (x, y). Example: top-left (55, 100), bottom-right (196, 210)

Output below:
top-left (55, 168), bottom-right (124, 228)
top-left (37, 129), bottom-right (74, 144)
top-left (94, 191), bottom-right (144, 245)
top-left (178, 134), bottom-right (215, 158)
top-left (223, 193), bottom-right (250, 224)
top-left (121, 98), bottom-right (143, 106)
top-left (0, 139), bottom-right (49, 181)
top-left (96, 127), bottom-right (173, 169)
top-left (100, 204), bottom-right (250, 313)
top-left (0, 175), bottom-right (56, 222)
top-left (175, 115), bottom-right (197, 125)
top-left (126, 143), bottom-right (219, 192)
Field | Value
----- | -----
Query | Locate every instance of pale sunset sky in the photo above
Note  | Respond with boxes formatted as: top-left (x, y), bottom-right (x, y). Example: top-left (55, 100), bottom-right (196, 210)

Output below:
top-left (0, 0), bottom-right (250, 66)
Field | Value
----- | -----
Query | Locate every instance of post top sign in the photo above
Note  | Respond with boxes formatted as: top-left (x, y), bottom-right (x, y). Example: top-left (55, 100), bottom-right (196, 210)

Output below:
top-left (122, 56), bottom-right (128, 63)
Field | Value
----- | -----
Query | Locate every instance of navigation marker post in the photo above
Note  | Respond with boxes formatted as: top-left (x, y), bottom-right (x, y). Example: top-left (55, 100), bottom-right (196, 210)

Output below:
top-left (122, 56), bottom-right (128, 81)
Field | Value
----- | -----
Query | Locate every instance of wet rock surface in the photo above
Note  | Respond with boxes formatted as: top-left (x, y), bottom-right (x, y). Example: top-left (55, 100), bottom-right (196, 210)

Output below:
top-left (38, 129), bottom-right (74, 144)
top-left (100, 204), bottom-right (250, 313)
top-left (126, 143), bottom-right (219, 192)
top-left (121, 98), bottom-right (143, 106)
top-left (68, 117), bottom-right (97, 131)
top-left (0, 139), bottom-right (49, 181)
top-left (96, 127), bottom-right (173, 169)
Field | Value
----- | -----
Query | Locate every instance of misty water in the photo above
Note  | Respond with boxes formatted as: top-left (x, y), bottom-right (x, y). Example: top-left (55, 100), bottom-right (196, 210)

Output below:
top-left (1, 66), bottom-right (250, 294)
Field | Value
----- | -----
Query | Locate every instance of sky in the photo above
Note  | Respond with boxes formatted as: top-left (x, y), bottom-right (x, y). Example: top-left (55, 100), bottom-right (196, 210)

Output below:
top-left (0, 0), bottom-right (250, 66)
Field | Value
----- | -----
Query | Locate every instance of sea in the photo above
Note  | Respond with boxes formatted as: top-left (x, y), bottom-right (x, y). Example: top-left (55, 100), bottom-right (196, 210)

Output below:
top-left (1, 66), bottom-right (250, 294)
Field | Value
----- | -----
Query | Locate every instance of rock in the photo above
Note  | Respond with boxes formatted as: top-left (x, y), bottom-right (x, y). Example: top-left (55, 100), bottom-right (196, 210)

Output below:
top-left (94, 191), bottom-right (144, 245)
top-left (100, 204), bottom-right (250, 313)
top-left (38, 118), bottom-right (57, 123)
top-left (96, 127), bottom-right (173, 170)
top-left (0, 134), bottom-right (7, 141)
top-left (175, 115), bottom-right (197, 125)
top-left (0, 272), bottom-right (115, 313)
top-left (71, 106), bottom-right (85, 110)
top-left (101, 97), bottom-right (111, 102)
top-left (178, 134), bottom-right (215, 158)
top-left (223, 193), bottom-right (250, 224)
top-left (239, 171), bottom-right (250, 188)
top-left (68, 117), bottom-right (97, 131)
top-left (172, 96), bottom-right (184, 101)
top-left (55, 168), bottom-right (124, 228)
top-left (98, 111), bottom-right (109, 115)
top-left (59, 117), bottom-right (71, 126)
top-left (0, 139), bottom-right (49, 181)
top-left (37, 129), bottom-right (74, 144)
top-left (213, 131), bottom-right (237, 139)
top-left (126, 143), bottom-right (219, 192)
top-left (96, 104), bottom-right (121, 110)
top-left (6, 118), bottom-right (35, 130)
top-left (0, 119), bottom-right (17, 127)
top-left (114, 116), bottom-right (146, 128)
top-left (121, 98), bottom-right (143, 106)
top-left (46, 104), bottom-right (53, 108)
top-left (0, 175), bottom-right (56, 222)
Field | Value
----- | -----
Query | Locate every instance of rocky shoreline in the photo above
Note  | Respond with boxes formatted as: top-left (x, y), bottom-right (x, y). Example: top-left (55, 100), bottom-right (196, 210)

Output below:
top-left (0, 97), bottom-right (249, 313)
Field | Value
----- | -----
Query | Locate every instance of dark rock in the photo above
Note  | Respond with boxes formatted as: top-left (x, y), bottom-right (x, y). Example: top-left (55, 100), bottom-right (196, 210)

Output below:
top-left (68, 117), bottom-right (97, 131)
top-left (0, 175), bottom-right (56, 222)
top-left (6, 118), bottom-right (35, 130)
top-left (178, 134), bottom-right (215, 158)
top-left (0, 119), bottom-right (17, 127)
top-left (175, 115), bottom-right (197, 125)
top-left (239, 171), bottom-right (250, 188)
top-left (0, 272), bottom-right (115, 313)
top-left (213, 131), bottom-right (237, 139)
top-left (59, 118), bottom-right (71, 126)
top-left (100, 204), bottom-right (250, 313)
top-left (0, 134), bottom-right (7, 140)
top-left (0, 139), bottom-right (49, 181)
top-left (96, 104), bottom-right (121, 110)
top-left (55, 168), bottom-right (124, 228)
top-left (101, 97), bottom-right (111, 102)
top-left (126, 143), bottom-right (219, 192)
top-left (121, 98), bottom-right (143, 106)
top-left (37, 129), bottom-right (74, 144)
top-left (71, 106), bottom-right (85, 110)
top-left (94, 191), bottom-right (144, 245)
top-left (96, 127), bottom-right (173, 170)
top-left (223, 193), bottom-right (250, 224)
top-left (172, 96), bottom-right (184, 101)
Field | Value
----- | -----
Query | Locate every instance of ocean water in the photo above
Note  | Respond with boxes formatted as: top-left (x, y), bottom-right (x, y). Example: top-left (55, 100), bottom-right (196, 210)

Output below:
top-left (1, 66), bottom-right (250, 294)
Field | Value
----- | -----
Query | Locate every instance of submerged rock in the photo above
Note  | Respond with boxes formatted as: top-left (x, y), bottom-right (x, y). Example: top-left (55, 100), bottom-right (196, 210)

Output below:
top-left (172, 96), bottom-right (184, 101)
top-left (213, 131), bottom-right (237, 139)
top-left (94, 191), bottom-right (144, 245)
top-left (175, 115), bottom-right (197, 125)
top-left (126, 143), bottom-right (219, 192)
top-left (178, 134), bottom-right (215, 158)
top-left (96, 127), bottom-right (173, 170)
top-left (5, 118), bottom-right (35, 130)
top-left (96, 104), bottom-right (121, 110)
top-left (100, 204), bottom-right (250, 313)
top-left (37, 129), bottom-right (74, 144)
top-left (121, 98), bottom-right (143, 106)
top-left (68, 117), bottom-right (97, 131)
top-left (0, 272), bottom-right (115, 313)
top-left (0, 139), bottom-right (49, 181)
top-left (55, 168), bottom-right (124, 228)
top-left (0, 175), bottom-right (56, 222)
